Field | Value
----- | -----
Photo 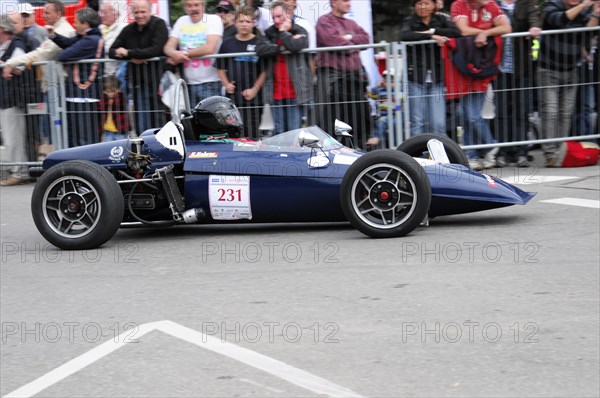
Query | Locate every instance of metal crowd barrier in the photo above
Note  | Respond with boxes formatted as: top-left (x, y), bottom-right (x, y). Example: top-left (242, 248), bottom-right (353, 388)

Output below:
top-left (0, 60), bottom-right (56, 162)
top-left (1, 31), bottom-right (598, 167)
top-left (395, 26), bottom-right (600, 153)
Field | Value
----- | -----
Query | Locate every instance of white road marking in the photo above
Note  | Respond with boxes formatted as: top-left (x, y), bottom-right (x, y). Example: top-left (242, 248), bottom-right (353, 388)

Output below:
top-left (500, 175), bottom-right (578, 185)
top-left (541, 198), bottom-right (600, 209)
top-left (3, 320), bottom-right (362, 398)
top-left (158, 321), bottom-right (362, 397)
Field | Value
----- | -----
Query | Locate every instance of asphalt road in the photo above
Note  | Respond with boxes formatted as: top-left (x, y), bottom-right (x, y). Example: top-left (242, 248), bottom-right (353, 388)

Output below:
top-left (1, 161), bottom-right (599, 397)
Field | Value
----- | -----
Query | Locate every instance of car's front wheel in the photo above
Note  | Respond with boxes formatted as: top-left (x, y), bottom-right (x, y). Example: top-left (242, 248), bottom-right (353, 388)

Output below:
top-left (31, 161), bottom-right (124, 250)
top-left (340, 150), bottom-right (431, 238)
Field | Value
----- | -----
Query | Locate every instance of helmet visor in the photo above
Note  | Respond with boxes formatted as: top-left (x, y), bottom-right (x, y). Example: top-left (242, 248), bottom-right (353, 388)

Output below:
top-left (215, 108), bottom-right (242, 126)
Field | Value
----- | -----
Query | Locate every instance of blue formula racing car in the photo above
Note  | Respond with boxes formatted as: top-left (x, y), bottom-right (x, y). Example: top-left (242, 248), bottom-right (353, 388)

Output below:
top-left (30, 83), bottom-right (535, 250)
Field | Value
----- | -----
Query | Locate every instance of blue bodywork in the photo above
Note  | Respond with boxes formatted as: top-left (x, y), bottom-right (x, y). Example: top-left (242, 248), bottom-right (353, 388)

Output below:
top-left (43, 124), bottom-right (535, 224)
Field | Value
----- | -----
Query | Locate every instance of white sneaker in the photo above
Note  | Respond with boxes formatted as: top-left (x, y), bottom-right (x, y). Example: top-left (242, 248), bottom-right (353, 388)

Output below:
top-left (468, 158), bottom-right (483, 171)
top-left (516, 156), bottom-right (529, 167)
top-left (481, 158), bottom-right (496, 169)
top-left (495, 155), bottom-right (507, 168)
top-left (481, 147), bottom-right (499, 169)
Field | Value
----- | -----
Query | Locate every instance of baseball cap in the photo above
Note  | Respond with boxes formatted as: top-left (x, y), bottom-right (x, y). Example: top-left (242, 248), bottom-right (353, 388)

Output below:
top-left (216, 0), bottom-right (235, 13)
top-left (0, 14), bottom-right (15, 33)
top-left (19, 3), bottom-right (35, 15)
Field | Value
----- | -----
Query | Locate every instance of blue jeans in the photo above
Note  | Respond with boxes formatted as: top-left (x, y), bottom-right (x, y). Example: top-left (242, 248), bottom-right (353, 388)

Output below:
top-left (408, 81), bottom-right (446, 136)
top-left (134, 86), bottom-right (153, 135)
top-left (116, 62), bottom-right (129, 98)
top-left (273, 99), bottom-right (302, 135)
top-left (40, 92), bottom-right (51, 144)
top-left (539, 67), bottom-right (578, 155)
top-left (460, 91), bottom-right (496, 159)
top-left (66, 102), bottom-right (100, 147)
top-left (570, 63), bottom-right (599, 136)
top-left (372, 113), bottom-right (400, 149)
top-left (189, 81), bottom-right (222, 107)
top-left (494, 73), bottom-right (529, 157)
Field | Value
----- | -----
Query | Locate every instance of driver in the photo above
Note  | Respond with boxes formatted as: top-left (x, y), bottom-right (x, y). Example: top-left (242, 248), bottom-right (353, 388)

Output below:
top-left (192, 96), bottom-right (244, 140)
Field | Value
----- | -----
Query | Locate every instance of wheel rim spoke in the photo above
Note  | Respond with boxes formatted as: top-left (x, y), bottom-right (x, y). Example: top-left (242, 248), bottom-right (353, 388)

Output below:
top-left (356, 196), bottom-right (369, 208)
top-left (359, 178), bottom-right (371, 190)
top-left (63, 179), bottom-right (76, 194)
top-left (382, 169), bottom-right (393, 182)
top-left (58, 217), bottom-right (74, 233)
top-left (46, 198), bottom-right (60, 211)
top-left (82, 191), bottom-right (97, 206)
top-left (79, 213), bottom-right (95, 228)
top-left (379, 210), bottom-right (387, 225)
top-left (360, 206), bottom-right (377, 215)
top-left (363, 172), bottom-right (379, 183)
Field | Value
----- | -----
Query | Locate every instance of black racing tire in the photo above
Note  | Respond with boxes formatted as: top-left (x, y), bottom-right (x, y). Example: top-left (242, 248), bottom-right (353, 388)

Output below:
top-left (396, 133), bottom-right (469, 168)
top-left (31, 160), bottom-right (124, 250)
top-left (340, 150), bottom-right (431, 238)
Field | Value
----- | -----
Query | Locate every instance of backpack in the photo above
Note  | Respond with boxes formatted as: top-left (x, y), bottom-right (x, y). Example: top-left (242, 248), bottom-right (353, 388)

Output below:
top-left (451, 36), bottom-right (500, 79)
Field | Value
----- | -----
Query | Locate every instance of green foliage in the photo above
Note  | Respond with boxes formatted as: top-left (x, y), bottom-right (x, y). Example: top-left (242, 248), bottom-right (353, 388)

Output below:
top-left (170, 0), bottom-right (183, 25)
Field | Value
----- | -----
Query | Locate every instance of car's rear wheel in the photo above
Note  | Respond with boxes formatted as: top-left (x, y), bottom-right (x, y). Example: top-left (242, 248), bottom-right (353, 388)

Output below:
top-left (341, 150), bottom-right (431, 238)
top-left (31, 161), bottom-right (124, 250)
top-left (396, 133), bottom-right (469, 167)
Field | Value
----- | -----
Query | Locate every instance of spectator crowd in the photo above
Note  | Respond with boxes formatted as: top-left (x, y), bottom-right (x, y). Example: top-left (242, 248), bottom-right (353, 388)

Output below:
top-left (1, 0), bottom-right (599, 185)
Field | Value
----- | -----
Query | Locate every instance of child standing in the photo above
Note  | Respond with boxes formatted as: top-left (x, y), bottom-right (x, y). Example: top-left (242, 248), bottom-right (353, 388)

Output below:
top-left (217, 6), bottom-right (266, 138)
top-left (99, 75), bottom-right (130, 141)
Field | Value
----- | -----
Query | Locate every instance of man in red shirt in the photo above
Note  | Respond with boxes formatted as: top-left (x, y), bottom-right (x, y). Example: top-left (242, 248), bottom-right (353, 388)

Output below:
top-left (449, 0), bottom-right (511, 170)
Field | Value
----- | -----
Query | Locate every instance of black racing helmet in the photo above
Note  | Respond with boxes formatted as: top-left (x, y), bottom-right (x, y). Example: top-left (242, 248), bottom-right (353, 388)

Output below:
top-left (192, 96), bottom-right (243, 137)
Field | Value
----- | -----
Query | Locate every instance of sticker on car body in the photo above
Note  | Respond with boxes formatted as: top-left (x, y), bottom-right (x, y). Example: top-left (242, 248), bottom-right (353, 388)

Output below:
top-left (189, 151), bottom-right (218, 159)
top-left (482, 174), bottom-right (497, 188)
top-left (155, 121), bottom-right (185, 158)
top-left (209, 175), bottom-right (252, 220)
top-left (109, 146), bottom-right (124, 162)
top-left (333, 154), bottom-right (358, 165)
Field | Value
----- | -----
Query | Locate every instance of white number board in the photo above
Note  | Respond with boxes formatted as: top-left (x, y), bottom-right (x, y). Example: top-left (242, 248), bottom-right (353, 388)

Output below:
top-left (208, 175), bottom-right (252, 220)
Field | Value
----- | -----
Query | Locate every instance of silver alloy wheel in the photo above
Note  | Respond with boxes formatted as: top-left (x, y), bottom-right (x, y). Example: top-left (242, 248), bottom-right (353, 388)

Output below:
top-left (350, 163), bottom-right (418, 229)
top-left (42, 176), bottom-right (102, 239)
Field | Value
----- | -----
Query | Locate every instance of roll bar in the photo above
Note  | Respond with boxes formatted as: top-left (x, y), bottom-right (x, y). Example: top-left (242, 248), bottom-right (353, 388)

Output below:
top-left (171, 79), bottom-right (192, 125)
